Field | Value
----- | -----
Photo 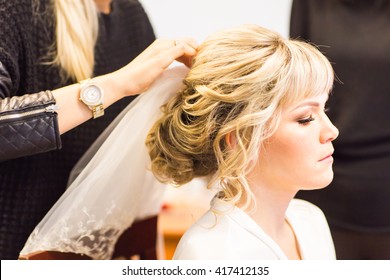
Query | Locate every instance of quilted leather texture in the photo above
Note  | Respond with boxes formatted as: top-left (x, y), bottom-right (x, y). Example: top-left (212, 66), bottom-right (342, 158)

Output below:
top-left (0, 91), bottom-right (61, 161)
top-left (0, 90), bottom-right (54, 112)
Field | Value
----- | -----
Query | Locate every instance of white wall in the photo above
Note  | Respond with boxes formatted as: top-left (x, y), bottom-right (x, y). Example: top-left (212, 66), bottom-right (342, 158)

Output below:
top-left (140, 0), bottom-right (293, 42)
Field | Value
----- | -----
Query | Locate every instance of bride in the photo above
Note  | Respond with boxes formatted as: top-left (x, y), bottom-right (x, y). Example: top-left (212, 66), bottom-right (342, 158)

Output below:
top-left (20, 24), bottom-right (338, 260)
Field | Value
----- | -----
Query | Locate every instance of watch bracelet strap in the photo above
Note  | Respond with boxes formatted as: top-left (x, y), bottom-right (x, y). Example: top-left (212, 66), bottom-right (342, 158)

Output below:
top-left (92, 104), bottom-right (104, 119)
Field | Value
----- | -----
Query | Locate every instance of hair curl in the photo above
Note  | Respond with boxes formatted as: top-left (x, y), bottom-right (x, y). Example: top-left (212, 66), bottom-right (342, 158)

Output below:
top-left (146, 24), bottom-right (334, 208)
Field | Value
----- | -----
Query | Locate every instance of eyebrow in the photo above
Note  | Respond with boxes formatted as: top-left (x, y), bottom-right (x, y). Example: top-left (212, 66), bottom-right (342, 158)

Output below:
top-left (290, 101), bottom-right (321, 112)
top-left (290, 94), bottom-right (330, 112)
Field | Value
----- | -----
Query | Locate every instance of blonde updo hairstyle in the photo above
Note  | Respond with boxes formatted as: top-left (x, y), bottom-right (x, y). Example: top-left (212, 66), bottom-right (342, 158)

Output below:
top-left (146, 25), bottom-right (334, 209)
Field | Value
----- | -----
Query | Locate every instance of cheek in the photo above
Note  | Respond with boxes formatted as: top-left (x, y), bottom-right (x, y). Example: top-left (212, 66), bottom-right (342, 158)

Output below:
top-left (257, 129), bottom-right (325, 188)
top-left (258, 135), bottom-right (307, 184)
top-left (262, 136), bottom-right (309, 173)
top-left (263, 134), bottom-right (334, 189)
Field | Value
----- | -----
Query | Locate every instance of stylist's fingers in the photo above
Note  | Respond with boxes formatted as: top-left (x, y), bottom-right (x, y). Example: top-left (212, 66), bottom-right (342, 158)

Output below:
top-left (147, 42), bottom-right (196, 71)
top-left (174, 37), bottom-right (198, 51)
top-left (137, 41), bottom-right (196, 82)
top-left (133, 38), bottom-right (198, 65)
top-left (115, 37), bottom-right (198, 96)
top-left (172, 37), bottom-right (198, 67)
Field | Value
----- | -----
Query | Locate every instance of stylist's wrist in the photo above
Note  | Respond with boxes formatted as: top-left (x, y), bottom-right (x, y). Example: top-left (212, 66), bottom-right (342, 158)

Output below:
top-left (91, 71), bottom-right (131, 106)
top-left (107, 67), bottom-right (147, 98)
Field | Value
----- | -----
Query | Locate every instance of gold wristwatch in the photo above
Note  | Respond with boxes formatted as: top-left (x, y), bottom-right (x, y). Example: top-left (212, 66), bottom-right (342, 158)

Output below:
top-left (79, 79), bottom-right (105, 119)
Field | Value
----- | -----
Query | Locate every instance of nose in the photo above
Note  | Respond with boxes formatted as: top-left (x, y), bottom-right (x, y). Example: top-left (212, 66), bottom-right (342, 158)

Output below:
top-left (320, 113), bottom-right (339, 143)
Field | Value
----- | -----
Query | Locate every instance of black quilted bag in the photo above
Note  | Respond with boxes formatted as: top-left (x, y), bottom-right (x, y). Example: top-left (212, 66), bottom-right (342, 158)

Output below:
top-left (0, 91), bottom-right (61, 161)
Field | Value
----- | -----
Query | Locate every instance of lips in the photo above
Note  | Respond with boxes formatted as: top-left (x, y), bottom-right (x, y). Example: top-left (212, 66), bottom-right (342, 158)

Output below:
top-left (319, 151), bottom-right (334, 162)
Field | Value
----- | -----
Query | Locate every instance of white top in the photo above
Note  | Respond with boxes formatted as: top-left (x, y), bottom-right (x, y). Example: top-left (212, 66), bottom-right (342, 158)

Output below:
top-left (173, 198), bottom-right (336, 260)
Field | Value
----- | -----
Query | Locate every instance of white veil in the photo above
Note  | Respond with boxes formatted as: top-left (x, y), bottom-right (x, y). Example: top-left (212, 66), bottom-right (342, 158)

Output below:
top-left (20, 66), bottom-right (190, 260)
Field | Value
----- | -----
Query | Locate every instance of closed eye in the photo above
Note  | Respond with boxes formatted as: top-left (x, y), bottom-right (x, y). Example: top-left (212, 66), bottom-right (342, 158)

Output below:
top-left (297, 115), bottom-right (315, 125)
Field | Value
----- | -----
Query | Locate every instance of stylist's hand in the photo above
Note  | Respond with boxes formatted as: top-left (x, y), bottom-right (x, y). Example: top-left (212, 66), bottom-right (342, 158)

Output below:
top-left (112, 38), bottom-right (198, 97)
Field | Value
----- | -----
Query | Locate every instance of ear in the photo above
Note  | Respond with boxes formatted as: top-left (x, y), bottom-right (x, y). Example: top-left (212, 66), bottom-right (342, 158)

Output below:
top-left (225, 131), bottom-right (238, 150)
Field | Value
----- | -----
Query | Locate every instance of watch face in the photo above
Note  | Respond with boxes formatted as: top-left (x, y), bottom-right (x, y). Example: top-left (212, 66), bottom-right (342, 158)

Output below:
top-left (81, 84), bottom-right (103, 106)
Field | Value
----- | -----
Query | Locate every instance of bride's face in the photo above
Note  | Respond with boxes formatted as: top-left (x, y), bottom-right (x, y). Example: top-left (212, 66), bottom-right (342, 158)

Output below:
top-left (249, 93), bottom-right (339, 193)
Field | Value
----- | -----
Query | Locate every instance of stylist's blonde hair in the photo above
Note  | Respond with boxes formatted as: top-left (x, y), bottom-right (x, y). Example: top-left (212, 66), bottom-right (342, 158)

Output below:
top-left (146, 24), bottom-right (334, 209)
top-left (53, 0), bottom-right (98, 81)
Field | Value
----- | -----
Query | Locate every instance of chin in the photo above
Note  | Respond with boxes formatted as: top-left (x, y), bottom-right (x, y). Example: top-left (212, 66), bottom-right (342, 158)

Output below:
top-left (301, 171), bottom-right (334, 191)
top-left (315, 172), bottom-right (334, 190)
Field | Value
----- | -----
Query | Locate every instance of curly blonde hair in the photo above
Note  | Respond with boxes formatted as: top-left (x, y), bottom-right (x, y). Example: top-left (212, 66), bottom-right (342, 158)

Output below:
top-left (146, 24), bottom-right (334, 208)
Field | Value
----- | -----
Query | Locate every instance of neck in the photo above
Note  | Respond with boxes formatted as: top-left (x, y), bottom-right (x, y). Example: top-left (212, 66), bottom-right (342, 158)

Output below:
top-left (94, 0), bottom-right (112, 14)
top-left (244, 179), bottom-right (301, 259)
top-left (246, 183), bottom-right (294, 237)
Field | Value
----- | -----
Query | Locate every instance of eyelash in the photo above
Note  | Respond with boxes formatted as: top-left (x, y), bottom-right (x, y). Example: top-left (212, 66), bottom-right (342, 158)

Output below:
top-left (297, 108), bottom-right (329, 125)
top-left (297, 115), bottom-right (315, 125)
